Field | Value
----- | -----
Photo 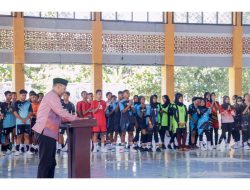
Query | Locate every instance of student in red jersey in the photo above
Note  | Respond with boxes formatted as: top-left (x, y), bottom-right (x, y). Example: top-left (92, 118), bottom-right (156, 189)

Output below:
top-left (77, 91), bottom-right (92, 118)
top-left (76, 91), bottom-right (87, 118)
top-left (91, 89), bottom-right (108, 153)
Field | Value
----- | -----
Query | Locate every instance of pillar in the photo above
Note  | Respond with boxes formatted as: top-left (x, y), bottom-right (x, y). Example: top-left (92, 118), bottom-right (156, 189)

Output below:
top-left (91, 12), bottom-right (103, 93)
top-left (12, 12), bottom-right (25, 94)
top-left (229, 12), bottom-right (243, 98)
top-left (162, 12), bottom-right (175, 101)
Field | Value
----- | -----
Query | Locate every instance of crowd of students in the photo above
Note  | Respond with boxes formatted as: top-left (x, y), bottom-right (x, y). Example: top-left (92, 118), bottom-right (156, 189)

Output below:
top-left (1, 88), bottom-right (250, 156)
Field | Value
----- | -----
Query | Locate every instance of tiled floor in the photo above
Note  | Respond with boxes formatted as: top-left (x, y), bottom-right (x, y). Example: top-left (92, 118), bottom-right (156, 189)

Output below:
top-left (1, 148), bottom-right (250, 178)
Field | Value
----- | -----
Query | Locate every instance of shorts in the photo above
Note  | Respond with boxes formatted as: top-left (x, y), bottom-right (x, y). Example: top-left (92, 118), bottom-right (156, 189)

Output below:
top-left (107, 124), bottom-right (115, 134)
top-left (92, 125), bottom-right (107, 133)
top-left (138, 119), bottom-right (147, 130)
top-left (121, 122), bottom-right (134, 133)
top-left (2, 126), bottom-right (15, 136)
top-left (114, 123), bottom-right (122, 134)
top-left (147, 124), bottom-right (159, 133)
top-left (16, 124), bottom-right (31, 135)
top-left (107, 118), bottom-right (115, 134)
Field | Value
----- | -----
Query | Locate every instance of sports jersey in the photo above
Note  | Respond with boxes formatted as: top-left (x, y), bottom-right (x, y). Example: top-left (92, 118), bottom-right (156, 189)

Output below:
top-left (1, 101), bottom-right (16, 128)
top-left (76, 100), bottom-right (92, 118)
top-left (91, 100), bottom-right (107, 132)
top-left (13, 100), bottom-right (32, 125)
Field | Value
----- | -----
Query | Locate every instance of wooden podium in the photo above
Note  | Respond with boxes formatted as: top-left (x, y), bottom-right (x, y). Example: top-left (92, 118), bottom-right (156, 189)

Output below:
top-left (67, 119), bottom-right (96, 178)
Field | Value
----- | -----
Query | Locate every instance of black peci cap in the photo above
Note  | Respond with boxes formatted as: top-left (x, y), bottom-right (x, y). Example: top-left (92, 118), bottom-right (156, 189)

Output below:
top-left (53, 78), bottom-right (68, 86)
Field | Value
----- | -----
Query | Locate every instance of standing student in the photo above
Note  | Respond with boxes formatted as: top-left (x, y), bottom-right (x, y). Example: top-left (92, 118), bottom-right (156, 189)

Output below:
top-left (232, 96), bottom-right (243, 149)
top-left (13, 89), bottom-right (33, 155)
top-left (106, 95), bottom-right (116, 151)
top-left (133, 95), bottom-right (141, 150)
top-left (78, 91), bottom-right (92, 118)
top-left (241, 93), bottom-right (250, 150)
top-left (1, 91), bottom-right (16, 154)
top-left (113, 91), bottom-right (123, 151)
top-left (76, 91), bottom-right (84, 118)
top-left (208, 92), bottom-right (221, 149)
top-left (105, 92), bottom-right (112, 149)
top-left (0, 101), bottom-right (3, 156)
top-left (33, 78), bottom-right (79, 178)
top-left (119, 90), bottom-right (137, 152)
top-left (30, 93), bottom-right (40, 153)
top-left (91, 89), bottom-right (108, 153)
top-left (172, 93), bottom-right (188, 151)
top-left (146, 94), bottom-right (161, 152)
top-left (57, 91), bottom-right (75, 153)
top-left (218, 96), bottom-right (235, 150)
top-left (159, 95), bottom-right (171, 150)
top-left (10, 92), bottom-right (17, 149)
top-left (197, 98), bottom-right (212, 151)
top-left (136, 96), bottom-right (148, 152)
top-left (188, 97), bottom-right (200, 149)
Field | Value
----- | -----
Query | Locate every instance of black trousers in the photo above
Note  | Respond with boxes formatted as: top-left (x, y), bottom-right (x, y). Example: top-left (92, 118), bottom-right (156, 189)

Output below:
top-left (219, 123), bottom-right (233, 144)
top-left (35, 132), bottom-right (57, 178)
top-left (159, 126), bottom-right (168, 144)
top-left (210, 128), bottom-right (219, 145)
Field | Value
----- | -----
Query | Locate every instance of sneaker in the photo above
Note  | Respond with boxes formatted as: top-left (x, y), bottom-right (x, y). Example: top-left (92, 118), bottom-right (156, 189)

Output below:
top-left (133, 145), bottom-right (140, 150)
top-left (155, 147), bottom-right (161, 152)
top-left (232, 143), bottom-right (239, 149)
top-left (101, 146), bottom-right (108, 153)
top-left (173, 144), bottom-right (179, 150)
top-left (11, 146), bottom-right (16, 152)
top-left (207, 142), bottom-right (213, 151)
top-left (56, 149), bottom-right (61, 154)
top-left (106, 144), bottom-right (112, 151)
top-left (26, 150), bottom-right (34, 155)
top-left (6, 149), bottom-right (12, 154)
top-left (111, 145), bottom-right (116, 152)
top-left (147, 147), bottom-right (153, 152)
top-left (92, 147), bottom-right (98, 153)
top-left (216, 144), bottom-right (221, 150)
top-left (14, 150), bottom-right (21, 156)
top-left (244, 144), bottom-right (250, 150)
top-left (20, 146), bottom-right (25, 153)
top-left (167, 144), bottom-right (173, 150)
top-left (130, 146), bottom-right (138, 153)
top-left (140, 147), bottom-right (146, 152)
top-left (213, 145), bottom-right (217, 149)
top-left (62, 144), bottom-right (68, 152)
top-left (200, 142), bottom-right (206, 151)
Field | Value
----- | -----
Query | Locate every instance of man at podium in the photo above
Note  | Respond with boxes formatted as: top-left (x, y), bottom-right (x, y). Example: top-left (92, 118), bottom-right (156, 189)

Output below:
top-left (33, 78), bottom-right (80, 178)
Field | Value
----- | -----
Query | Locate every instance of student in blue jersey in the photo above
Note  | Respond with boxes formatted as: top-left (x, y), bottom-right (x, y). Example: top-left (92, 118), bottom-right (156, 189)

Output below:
top-left (113, 91), bottom-right (123, 151)
top-left (133, 95), bottom-right (141, 150)
top-left (146, 94), bottom-right (161, 152)
top-left (172, 93), bottom-right (189, 151)
top-left (119, 90), bottom-right (137, 153)
top-left (136, 96), bottom-right (148, 152)
top-left (1, 91), bottom-right (16, 154)
top-left (197, 98), bottom-right (213, 151)
top-left (159, 95), bottom-right (171, 150)
top-left (106, 95), bottom-right (116, 151)
top-left (13, 89), bottom-right (33, 156)
top-left (188, 97), bottom-right (200, 149)
top-left (0, 101), bottom-right (3, 155)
